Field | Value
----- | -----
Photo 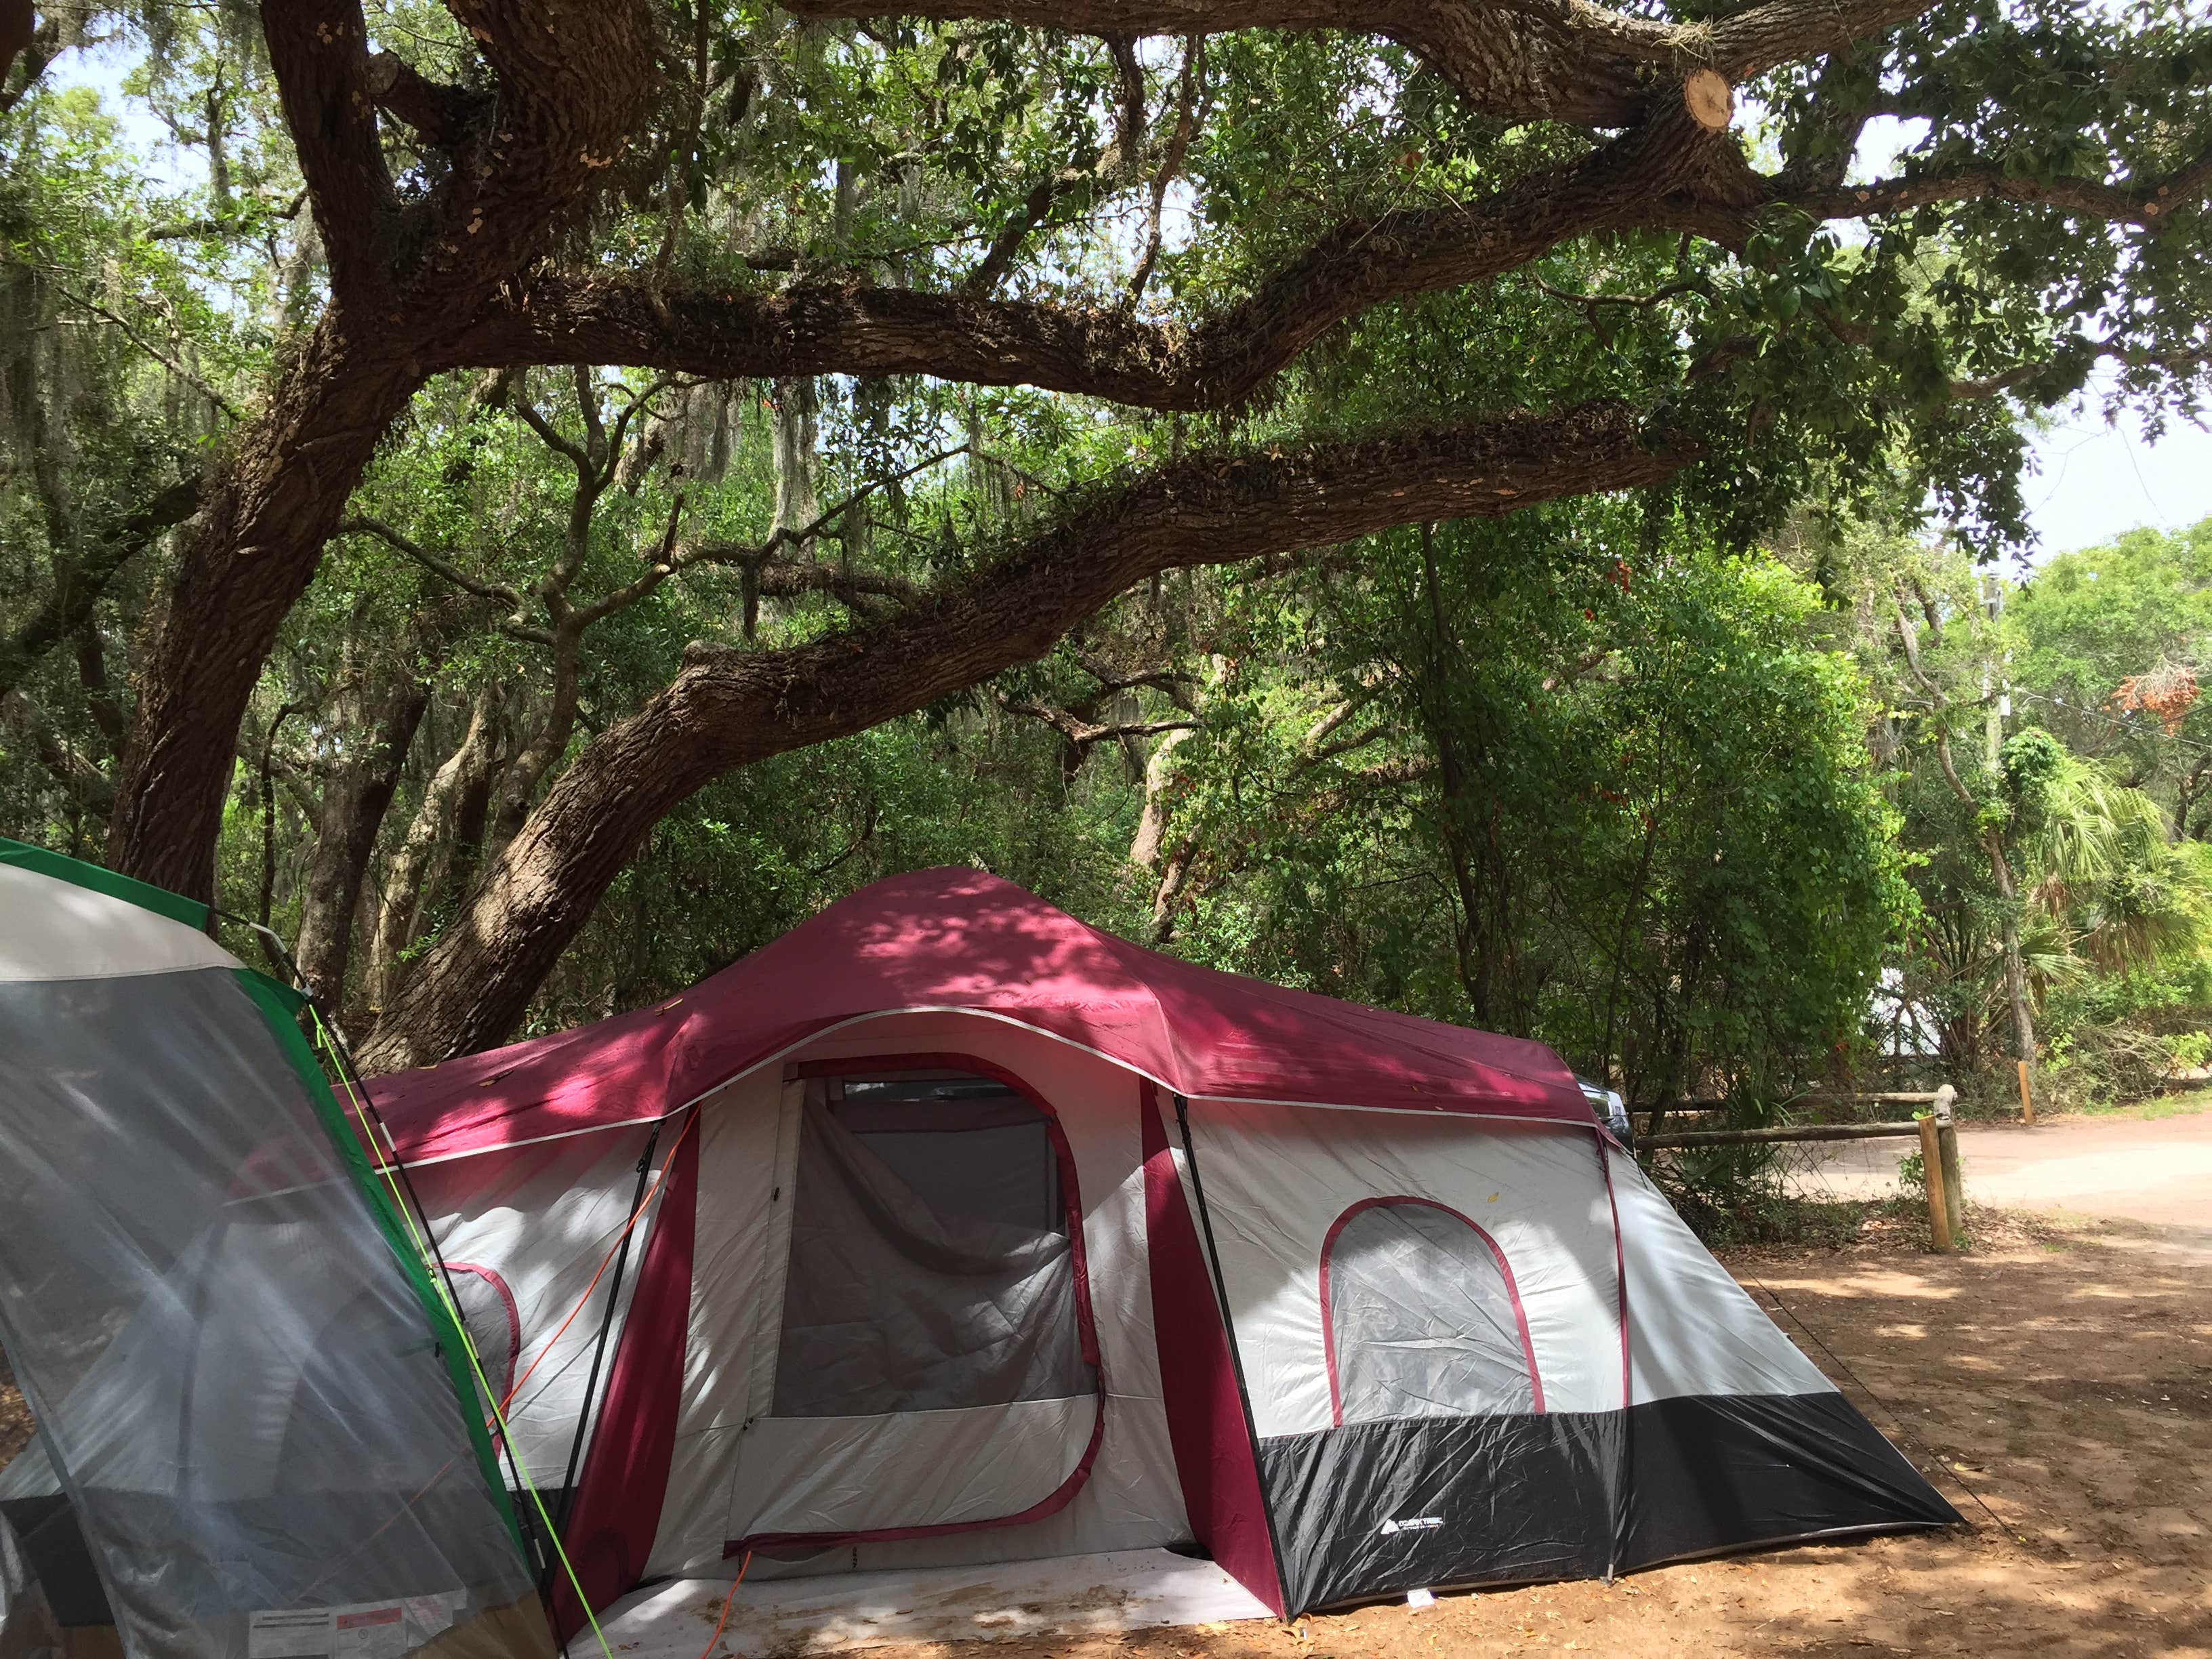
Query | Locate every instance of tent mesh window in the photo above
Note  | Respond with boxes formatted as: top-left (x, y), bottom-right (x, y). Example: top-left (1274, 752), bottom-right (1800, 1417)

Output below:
top-left (0, 966), bottom-right (543, 1659)
top-left (1324, 1200), bottom-right (1538, 1424)
top-left (771, 1070), bottom-right (1090, 1418)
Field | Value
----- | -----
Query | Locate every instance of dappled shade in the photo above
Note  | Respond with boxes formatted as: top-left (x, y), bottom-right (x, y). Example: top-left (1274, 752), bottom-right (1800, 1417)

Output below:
top-left (370, 867), bottom-right (1587, 1161)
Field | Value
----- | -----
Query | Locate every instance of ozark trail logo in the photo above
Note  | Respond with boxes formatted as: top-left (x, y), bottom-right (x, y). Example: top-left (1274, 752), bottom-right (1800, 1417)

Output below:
top-left (1377, 1515), bottom-right (1443, 1536)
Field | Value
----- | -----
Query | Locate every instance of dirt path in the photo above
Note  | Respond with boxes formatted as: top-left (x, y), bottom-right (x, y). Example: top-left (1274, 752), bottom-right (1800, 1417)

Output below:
top-left (1793, 1106), bottom-right (2212, 1252)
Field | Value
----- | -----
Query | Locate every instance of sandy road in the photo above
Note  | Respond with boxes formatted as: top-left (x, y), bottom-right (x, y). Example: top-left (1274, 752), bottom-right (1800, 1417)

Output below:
top-left (1791, 1105), bottom-right (2212, 1252)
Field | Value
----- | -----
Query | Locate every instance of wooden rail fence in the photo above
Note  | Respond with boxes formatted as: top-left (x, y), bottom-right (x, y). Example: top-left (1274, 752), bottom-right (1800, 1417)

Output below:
top-left (1638, 1084), bottom-right (1967, 1252)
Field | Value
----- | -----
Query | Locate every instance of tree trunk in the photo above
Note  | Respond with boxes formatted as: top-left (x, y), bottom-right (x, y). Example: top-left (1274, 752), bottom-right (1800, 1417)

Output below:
top-left (106, 315), bottom-right (426, 903)
top-left (0, 0), bottom-right (34, 83)
top-left (1128, 725), bottom-right (1193, 869)
top-left (490, 626), bottom-right (584, 851)
top-left (99, 0), bottom-right (659, 904)
top-left (293, 670), bottom-right (430, 1007)
top-left (1984, 833), bottom-right (2038, 1070)
top-left (367, 680), bottom-right (503, 1015)
top-left (1415, 523), bottom-right (1496, 1022)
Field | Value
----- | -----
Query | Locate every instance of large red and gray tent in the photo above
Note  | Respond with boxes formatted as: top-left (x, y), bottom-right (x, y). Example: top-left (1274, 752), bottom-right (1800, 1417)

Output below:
top-left (349, 867), bottom-right (1956, 1622)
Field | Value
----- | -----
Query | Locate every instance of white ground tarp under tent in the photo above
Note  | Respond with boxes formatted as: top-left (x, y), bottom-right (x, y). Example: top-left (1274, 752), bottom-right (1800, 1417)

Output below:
top-left (598, 1549), bottom-right (1270, 1656)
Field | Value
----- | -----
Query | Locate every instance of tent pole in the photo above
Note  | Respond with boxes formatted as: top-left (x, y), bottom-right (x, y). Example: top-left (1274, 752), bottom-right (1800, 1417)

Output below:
top-left (1171, 1092), bottom-right (1294, 1613)
top-left (548, 1118), bottom-right (663, 1556)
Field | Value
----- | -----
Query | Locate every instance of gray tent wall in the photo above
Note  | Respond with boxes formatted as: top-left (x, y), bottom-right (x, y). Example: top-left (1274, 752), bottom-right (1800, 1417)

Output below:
top-left (0, 842), bottom-right (552, 1659)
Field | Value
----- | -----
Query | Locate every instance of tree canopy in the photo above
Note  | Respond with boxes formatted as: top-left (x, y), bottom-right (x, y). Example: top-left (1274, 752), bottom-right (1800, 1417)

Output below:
top-left (1, 0), bottom-right (2208, 1074)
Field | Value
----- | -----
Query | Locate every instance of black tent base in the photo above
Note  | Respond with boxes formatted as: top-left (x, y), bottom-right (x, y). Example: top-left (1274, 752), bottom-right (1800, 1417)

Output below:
top-left (1256, 1391), bottom-right (1963, 1616)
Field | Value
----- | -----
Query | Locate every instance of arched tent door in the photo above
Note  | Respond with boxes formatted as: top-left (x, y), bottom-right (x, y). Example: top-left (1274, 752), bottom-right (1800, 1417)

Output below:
top-left (725, 1058), bottom-right (1103, 1549)
top-left (1320, 1198), bottom-right (1542, 1425)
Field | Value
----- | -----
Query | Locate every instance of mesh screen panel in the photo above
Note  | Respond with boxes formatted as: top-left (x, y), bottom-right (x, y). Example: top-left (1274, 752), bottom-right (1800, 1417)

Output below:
top-left (1326, 1203), bottom-right (1535, 1423)
top-left (772, 1075), bottom-right (1088, 1418)
top-left (0, 969), bottom-right (548, 1659)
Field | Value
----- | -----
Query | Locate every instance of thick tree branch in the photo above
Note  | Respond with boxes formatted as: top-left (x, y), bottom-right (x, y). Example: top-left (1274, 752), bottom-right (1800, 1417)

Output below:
top-left (785, 0), bottom-right (1933, 129)
top-left (363, 397), bottom-right (1695, 1067)
top-left (263, 0), bottom-right (400, 300)
top-left (450, 108), bottom-right (1725, 408)
top-left (364, 49), bottom-right (486, 150)
top-left (960, 37), bottom-right (1146, 296)
top-left (108, 0), bottom-right (660, 901)
top-left (1, 1), bottom-right (39, 92)
top-left (1128, 33), bottom-right (1204, 308)
top-left (752, 560), bottom-right (922, 614)
top-left (1004, 698), bottom-right (1198, 749)
top-left (577, 444), bottom-right (966, 626)
top-left (452, 105), bottom-right (2204, 419)
top-left (1075, 649), bottom-right (1194, 703)
top-left (333, 516), bottom-right (546, 636)
top-left (1788, 140), bottom-right (2212, 230)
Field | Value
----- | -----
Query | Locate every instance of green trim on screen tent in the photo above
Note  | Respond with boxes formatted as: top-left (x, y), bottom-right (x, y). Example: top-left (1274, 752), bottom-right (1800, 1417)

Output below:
top-left (0, 834), bottom-right (529, 1559)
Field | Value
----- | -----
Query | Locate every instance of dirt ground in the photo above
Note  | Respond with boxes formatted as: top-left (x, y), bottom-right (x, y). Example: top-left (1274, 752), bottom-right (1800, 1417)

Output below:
top-left (0, 1359), bottom-right (27, 1473)
top-left (2, 1211), bottom-right (2207, 1658)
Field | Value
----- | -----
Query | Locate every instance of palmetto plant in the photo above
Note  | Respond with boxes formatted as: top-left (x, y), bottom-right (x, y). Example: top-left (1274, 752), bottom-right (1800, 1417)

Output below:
top-left (2017, 748), bottom-right (2212, 971)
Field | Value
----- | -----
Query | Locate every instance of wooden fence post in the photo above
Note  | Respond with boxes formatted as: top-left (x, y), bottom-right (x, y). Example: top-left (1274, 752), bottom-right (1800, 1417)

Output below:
top-left (2017, 1058), bottom-right (2035, 1125)
top-left (1932, 1084), bottom-right (1965, 1242)
top-left (1917, 1113), bottom-right (1953, 1252)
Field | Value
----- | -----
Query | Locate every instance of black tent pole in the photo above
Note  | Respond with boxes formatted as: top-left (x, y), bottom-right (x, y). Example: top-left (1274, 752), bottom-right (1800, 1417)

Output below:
top-left (546, 1120), bottom-right (663, 1556)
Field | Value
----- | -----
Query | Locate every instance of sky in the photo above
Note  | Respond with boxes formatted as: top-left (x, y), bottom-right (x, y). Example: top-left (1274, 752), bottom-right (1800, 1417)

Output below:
top-left (2019, 398), bottom-right (2212, 559)
top-left (40, 49), bottom-right (2212, 566)
top-left (1841, 117), bottom-right (2212, 562)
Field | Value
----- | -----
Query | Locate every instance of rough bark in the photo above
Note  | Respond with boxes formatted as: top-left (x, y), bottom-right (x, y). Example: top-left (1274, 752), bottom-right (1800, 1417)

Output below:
top-left (292, 667), bottom-right (430, 1004)
top-left (449, 108), bottom-right (1729, 409)
top-left (0, 0), bottom-right (32, 84)
top-left (359, 399), bottom-right (1693, 1070)
top-left (784, 0), bottom-right (1936, 129)
top-left (105, 322), bottom-right (428, 899)
top-left (104, 0), bottom-right (657, 903)
top-left (73, 0), bottom-right (2209, 908)
top-left (368, 680), bottom-right (503, 1014)
top-left (1128, 724), bottom-right (1195, 869)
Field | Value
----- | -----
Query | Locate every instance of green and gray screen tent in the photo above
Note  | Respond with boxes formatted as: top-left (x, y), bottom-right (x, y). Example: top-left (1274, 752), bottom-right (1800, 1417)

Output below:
top-left (0, 840), bottom-right (552, 1659)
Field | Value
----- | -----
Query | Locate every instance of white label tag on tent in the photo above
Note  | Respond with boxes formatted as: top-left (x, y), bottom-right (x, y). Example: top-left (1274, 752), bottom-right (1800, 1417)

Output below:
top-left (1407, 1587), bottom-right (1436, 1610)
top-left (333, 1603), bottom-right (408, 1659)
top-left (249, 1600), bottom-right (417, 1659)
top-left (250, 1610), bottom-right (335, 1659)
